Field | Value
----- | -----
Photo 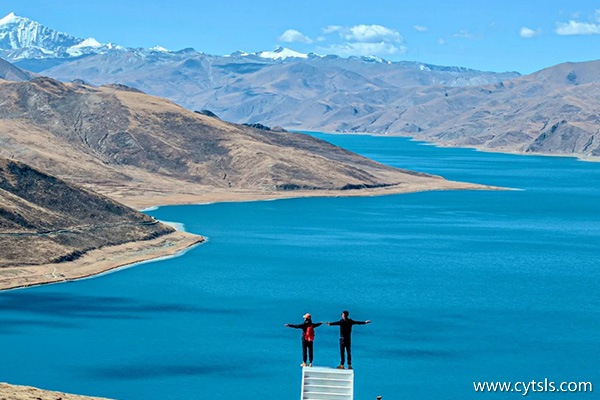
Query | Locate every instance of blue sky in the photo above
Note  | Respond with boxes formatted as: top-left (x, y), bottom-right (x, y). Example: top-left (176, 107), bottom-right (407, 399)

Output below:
top-left (1, 0), bottom-right (600, 73)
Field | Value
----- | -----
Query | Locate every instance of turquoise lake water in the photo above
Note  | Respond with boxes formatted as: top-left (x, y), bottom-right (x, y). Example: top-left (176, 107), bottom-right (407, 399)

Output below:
top-left (1, 133), bottom-right (599, 399)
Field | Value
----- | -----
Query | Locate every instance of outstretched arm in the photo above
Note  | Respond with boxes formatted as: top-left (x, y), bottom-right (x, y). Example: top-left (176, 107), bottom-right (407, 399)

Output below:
top-left (353, 319), bottom-right (372, 325)
top-left (285, 323), bottom-right (303, 329)
top-left (313, 322), bottom-right (323, 328)
top-left (327, 320), bottom-right (341, 326)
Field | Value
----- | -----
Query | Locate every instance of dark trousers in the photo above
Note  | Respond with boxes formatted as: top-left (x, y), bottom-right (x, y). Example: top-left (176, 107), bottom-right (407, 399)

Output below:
top-left (302, 340), bottom-right (314, 363)
top-left (340, 337), bottom-right (352, 365)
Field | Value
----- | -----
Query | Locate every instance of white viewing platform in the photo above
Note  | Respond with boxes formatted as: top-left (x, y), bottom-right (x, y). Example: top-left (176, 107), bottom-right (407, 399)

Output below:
top-left (301, 366), bottom-right (354, 400)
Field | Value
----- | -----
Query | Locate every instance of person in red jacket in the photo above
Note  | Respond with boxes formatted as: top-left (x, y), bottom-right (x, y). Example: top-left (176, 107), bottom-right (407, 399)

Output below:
top-left (285, 313), bottom-right (323, 367)
top-left (326, 310), bottom-right (371, 369)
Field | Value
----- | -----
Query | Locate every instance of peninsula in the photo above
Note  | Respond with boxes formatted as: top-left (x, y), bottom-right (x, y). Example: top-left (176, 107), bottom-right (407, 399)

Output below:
top-left (0, 74), bottom-right (491, 292)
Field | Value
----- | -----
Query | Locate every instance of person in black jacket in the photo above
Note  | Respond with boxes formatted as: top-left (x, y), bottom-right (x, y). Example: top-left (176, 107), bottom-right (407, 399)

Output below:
top-left (326, 310), bottom-right (371, 369)
top-left (285, 313), bottom-right (323, 367)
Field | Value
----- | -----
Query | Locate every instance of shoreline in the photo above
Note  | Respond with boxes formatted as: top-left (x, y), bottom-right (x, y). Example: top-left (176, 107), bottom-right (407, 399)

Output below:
top-left (0, 231), bottom-right (204, 292)
top-left (0, 178), bottom-right (499, 293)
top-left (0, 180), bottom-right (501, 292)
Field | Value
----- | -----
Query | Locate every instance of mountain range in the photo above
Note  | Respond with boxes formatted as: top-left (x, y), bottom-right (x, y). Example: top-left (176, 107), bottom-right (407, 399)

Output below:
top-left (0, 14), bottom-right (519, 98)
top-left (3, 12), bottom-right (596, 159)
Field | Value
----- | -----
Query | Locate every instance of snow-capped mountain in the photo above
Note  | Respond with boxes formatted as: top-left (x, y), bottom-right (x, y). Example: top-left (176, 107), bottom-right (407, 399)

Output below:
top-left (227, 47), bottom-right (320, 61)
top-left (0, 12), bottom-right (122, 62)
top-left (0, 12), bottom-right (80, 52)
top-left (0, 12), bottom-right (399, 70)
top-left (235, 47), bottom-right (391, 63)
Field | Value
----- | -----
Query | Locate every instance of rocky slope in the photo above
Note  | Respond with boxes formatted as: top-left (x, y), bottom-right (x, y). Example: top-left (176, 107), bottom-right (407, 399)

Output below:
top-left (0, 76), bottom-right (479, 208)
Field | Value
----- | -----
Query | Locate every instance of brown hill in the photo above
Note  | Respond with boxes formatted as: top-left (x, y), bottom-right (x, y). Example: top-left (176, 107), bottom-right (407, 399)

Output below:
top-left (0, 155), bottom-right (202, 289)
top-left (0, 76), bottom-right (482, 208)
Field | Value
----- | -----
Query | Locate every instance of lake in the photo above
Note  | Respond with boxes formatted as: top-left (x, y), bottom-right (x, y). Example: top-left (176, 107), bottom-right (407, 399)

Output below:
top-left (0, 133), bottom-right (598, 399)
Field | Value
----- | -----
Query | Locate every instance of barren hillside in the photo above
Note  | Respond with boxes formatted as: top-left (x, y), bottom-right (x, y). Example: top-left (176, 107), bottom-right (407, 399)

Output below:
top-left (0, 77), bottom-right (480, 208)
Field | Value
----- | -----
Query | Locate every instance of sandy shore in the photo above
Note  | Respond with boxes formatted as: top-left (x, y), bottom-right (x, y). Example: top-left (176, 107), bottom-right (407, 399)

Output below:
top-left (0, 383), bottom-right (112, 400)
top-left (0, 231), bottom-right (203, 291)
top-left (113, 179), bottom-right (500, 210)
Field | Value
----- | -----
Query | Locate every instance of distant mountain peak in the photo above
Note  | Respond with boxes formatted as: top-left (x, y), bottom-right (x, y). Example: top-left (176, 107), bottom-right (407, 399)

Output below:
top-left (76, 37), bottom-right (102, 48)
top-left (0, 13), bottom-right (79, 55)
top-left (0, 12), bottom-right (43, 34)
top-left (256, 46), bottom-right (309, 60)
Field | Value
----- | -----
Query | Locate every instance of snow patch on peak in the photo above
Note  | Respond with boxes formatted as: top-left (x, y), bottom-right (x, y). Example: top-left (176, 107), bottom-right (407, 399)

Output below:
top-left (73, 37), bottom-right (102, 48)
top-left (0, 12), bottom-right (21, 25)
top-left (150, 45), bottom-right (169, 52)
top-left (67, 38), bottom-right (105, 56)
top-left (257, 47), bottom-right (308, 60)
